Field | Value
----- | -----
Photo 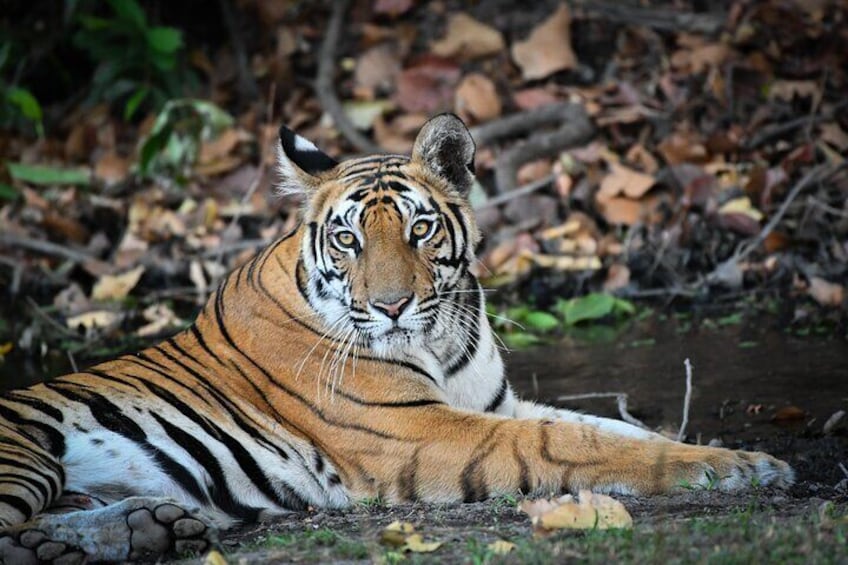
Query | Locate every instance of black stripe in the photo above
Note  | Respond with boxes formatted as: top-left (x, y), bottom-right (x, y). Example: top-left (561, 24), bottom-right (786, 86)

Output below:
top-left (0, 472), bottom-right (48, 501)
top-left (445, 287), bottom-right (482, 376)
top-left (460, 424), bottom-right (502, 502)
top-left (0, 403), bottom-right (65, 458)
top-left (0, 493), bottom-right (33, 519)
top-left (3, 393), bottom-right (64, 422)
top-left (484, 378), bottom-right (508, 413)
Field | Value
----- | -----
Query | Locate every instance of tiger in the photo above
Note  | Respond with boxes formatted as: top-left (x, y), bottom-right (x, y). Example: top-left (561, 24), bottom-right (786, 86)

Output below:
top-left (0, 114), bottom-right (793, 563)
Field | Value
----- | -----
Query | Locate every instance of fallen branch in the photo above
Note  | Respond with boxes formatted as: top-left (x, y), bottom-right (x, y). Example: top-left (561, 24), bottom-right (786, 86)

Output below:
top-left (473, 173), bottom-right (556, 211)
top-left (315, 0), bottom-right (383, 154)
top-left (556, 392), bottom-right (650, 430)
top-left (575, 0), bottom-right (726, 35)
top-left (677, 358), bottom-right (693, 442)
top-left (469, 102), bottom-right (583, 147)
top-left (493, 106), bottom-right (594, 194)
top-left (0, 233), bottom-right (97, 264)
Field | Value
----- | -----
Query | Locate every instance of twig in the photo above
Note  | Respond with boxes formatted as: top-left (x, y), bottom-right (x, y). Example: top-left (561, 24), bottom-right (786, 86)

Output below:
top-left (67, 350), bottom-right (79, 373)
top-left (556, 392), bottom-right (650, 430)
top-left (469, 102), bottom-right (582, 147)
top-left (0, 233), bottom-right (96, 264)
top-left (493, 107), bottom-right (594, 194)
top-left (315, 0), bottom-right (382, 154)
top-left (574, 0), bottom-right (726, 35)
top-left (838, 462), bottom-right (848, 480)
top-left (677, 358), bottom-right (693, 442)
top-left (25, 297), bottom-right (78, 338)
top-left (473, 174), bottom-right (556, 211)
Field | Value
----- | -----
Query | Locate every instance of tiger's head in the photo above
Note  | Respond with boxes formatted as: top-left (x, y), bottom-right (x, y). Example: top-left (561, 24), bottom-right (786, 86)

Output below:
top-left (276, 114), bottom-right (482, 357)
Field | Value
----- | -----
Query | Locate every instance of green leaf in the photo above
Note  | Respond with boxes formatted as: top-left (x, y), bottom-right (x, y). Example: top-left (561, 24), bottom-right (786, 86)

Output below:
top-left (612, 297), bottom-right (636, 316)
top-left (502, 332), bottom-right (543, 349)
top-left (523, 311), bottom-right (560, 332)
top-left (0, 183), bottom-right (19, 200)
top-left (146, 27), bottom-right (182, 53)
top-left (123, 87), bottom-right (150, 121)
top-left (716, 312), bottom-right (743, 326)
top-left (6, 87), bottom-right (43, 121)
top-left (6, 163), bottom-right (90, 186)
top-left (108, 0), bottom-right (147, 28)
top-left (559, 293), bottom-right (616, 325)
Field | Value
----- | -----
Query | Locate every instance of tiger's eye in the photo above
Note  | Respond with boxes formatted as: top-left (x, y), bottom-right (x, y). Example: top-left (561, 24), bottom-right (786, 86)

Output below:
top-left (412, 220), bottom-right (432, 238)
top-left (334, 231), bottom-right (356, 248)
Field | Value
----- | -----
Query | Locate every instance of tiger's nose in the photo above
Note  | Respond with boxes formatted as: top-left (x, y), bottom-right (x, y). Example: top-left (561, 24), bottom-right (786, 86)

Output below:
top-left (371, 295), bottom-right (412, 320)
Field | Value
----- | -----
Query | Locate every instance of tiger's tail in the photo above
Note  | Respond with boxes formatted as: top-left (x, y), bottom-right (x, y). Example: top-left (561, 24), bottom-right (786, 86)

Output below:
top-left (0, 424), bottom-right (63, 527)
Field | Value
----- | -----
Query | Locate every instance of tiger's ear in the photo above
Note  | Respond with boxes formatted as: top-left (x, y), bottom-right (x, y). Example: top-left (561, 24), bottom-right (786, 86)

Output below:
top-left (412, 113), bottom-right (476, 195)
top-left (276, 125), bottom-right (338, 195)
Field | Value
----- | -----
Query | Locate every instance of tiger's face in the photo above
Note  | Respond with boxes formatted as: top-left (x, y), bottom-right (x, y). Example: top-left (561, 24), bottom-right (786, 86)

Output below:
top-left (277, 115), bottom-right (480, 356)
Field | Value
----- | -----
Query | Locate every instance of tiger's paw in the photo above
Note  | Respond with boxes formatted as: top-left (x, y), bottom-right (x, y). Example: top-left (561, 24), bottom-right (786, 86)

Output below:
top-left (669, 447), bottom-right (795, 492)
top-left (0, 497), bottom-right (218, 563)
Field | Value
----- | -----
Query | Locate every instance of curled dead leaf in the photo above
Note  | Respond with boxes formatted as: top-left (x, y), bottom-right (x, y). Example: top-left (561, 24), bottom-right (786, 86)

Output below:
top-left (520, 490), bottom-right (633, 534)
top-left (431, 13), bottom-right (505, 60)
top-left (455, 73), bottom-right (502, 123)
top-left (66, 310), bottom-right (121, 331)
top-left (511, 4), bottom-right (577, 81)
top-left (598, 163), bottom-right (656, 201)
top-left (395, 56), bottom-right (460, 113)
top-left (488, 540), bottom-right (515, 555)
top-left (91, 265), bottom-right (145, 302)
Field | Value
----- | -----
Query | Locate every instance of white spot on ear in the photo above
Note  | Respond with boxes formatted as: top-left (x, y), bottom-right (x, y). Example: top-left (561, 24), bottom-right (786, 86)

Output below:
top-left (294, 135), bottom-right (320, 152)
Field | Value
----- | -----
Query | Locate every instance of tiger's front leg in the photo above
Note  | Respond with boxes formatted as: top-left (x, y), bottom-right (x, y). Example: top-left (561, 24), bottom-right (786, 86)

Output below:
top-left (0, 497), bottom-right (216, 564)
top-left (341, 407), bottom-right (794, 503)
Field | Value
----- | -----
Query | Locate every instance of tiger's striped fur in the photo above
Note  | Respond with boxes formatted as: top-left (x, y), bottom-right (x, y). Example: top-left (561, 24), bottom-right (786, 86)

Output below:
top-left (0, 114), bottom-right (793, 562)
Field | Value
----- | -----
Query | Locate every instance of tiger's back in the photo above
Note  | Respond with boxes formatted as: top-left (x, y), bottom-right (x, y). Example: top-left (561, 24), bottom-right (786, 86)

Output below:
top-left (0, 115), bottom-right (793, 563)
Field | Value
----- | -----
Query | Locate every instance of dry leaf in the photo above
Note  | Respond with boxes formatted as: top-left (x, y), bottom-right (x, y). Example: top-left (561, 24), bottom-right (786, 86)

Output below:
top-left (807, 276), bottom-right (844, 307)
top-left (488, 540), bottom-right (516, 555)
top-left (395, 56), bottom-right (460, 113)
top-left (431, 13), bottom-right (505, 60)
top-left (455, 73), bottom-right (502, 123)
top-left (199, 128), bottom-right (242, 164)
top-left (718, 197), bottom-right (764, 222)
top-left (203, 549), bottom-right (229, 565)
top-left (520, 490), bottom-right (633, 534)
top-left (403, 534), bottom-right (442, 553)
top-left (598, 163), bottom-right (656, 201)
top-left (91, 265), bottom-right (145, 301)
top-left (354, 44), bottom-right (402, 95)
top-left (137, 304), bottom-right (185, 337)
top-left (66, 310), bottom-right (121, 330)
top-left (94, 152), bottom-right (130, 186)
top-left (511, 4), bottom-right (577, 80)
top-left (658, 132), bottom-right (708, 164)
